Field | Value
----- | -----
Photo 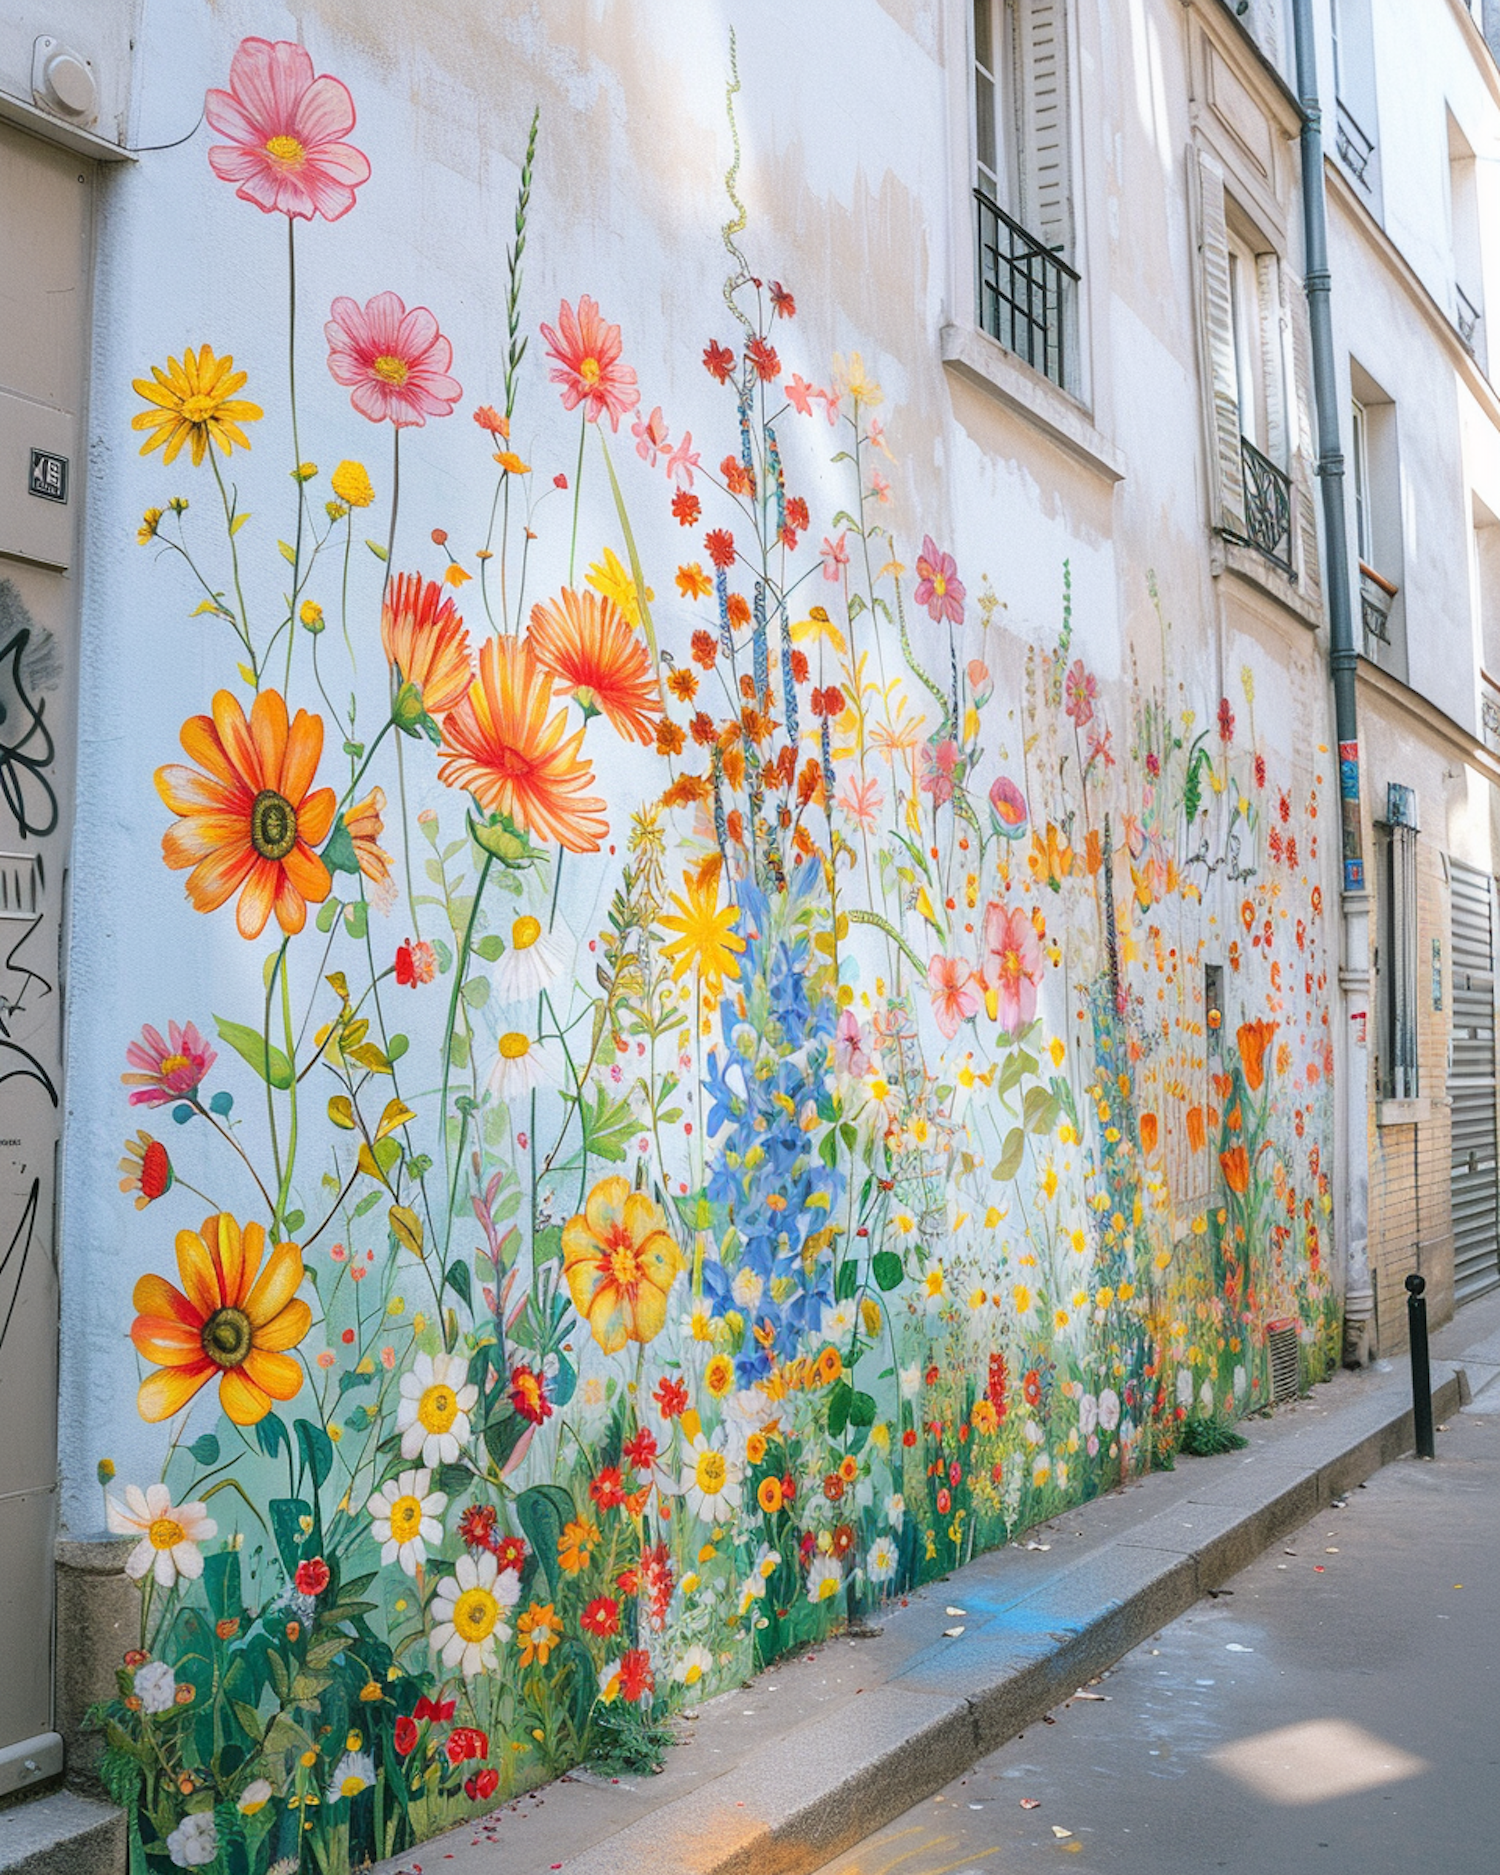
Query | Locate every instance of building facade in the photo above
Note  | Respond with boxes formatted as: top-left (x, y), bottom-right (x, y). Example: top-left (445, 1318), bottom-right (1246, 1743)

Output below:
top-left (0, 1), bottom-right (1493, 1869)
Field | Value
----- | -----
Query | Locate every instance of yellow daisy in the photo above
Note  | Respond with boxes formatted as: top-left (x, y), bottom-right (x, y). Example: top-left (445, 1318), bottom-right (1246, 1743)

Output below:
top-left (131, 345), bottom-right (261, 467)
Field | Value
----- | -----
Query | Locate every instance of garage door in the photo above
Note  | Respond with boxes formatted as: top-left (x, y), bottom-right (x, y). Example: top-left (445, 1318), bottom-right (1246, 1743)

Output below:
top-left (1449, 861), bottom-right (1500, 1303)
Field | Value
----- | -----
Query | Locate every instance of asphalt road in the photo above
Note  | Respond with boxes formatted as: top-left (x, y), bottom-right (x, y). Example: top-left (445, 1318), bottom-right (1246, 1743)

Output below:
top-left (810, 1377), bottom-right (1500, 1875)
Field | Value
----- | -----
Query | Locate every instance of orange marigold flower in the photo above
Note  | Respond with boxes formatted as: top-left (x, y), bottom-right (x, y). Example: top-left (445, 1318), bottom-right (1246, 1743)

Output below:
top-left (343, 786), bottom-right (391, 887)
top-left (438, 635), bottom-right (608, 852)
top-left (704, 528), bottom-right (736, 570)
top-left (558, 1515), bottom-right (601, 1574)
top-left (676, 562), bottom-right (712, 600)
top-left (381, 572), bottom-right (473, 715)
top-left (726, 593), bottom-right (751, 628)
top-left (661, 773), bottom-right (712, 809)
top-left (1186, 1105), bottom-right (1207, 1153)
top-left (131, 1212), bottom-right (311, 1424)
top-left (721, 742), bottom-right (746, 790)
top-left (1139, 1111), bottom-right (1159, 1155)
top-left (672, 489), bottom-right (701, 527)
top-left (690, 630), bottom-right (718, 668)
top-left (790, 649), bottom-right (809, 684)
top-left (527, 587), bottom-right (661, 746)
top-left (655, 718), bottom-right (686, 756)
top-left (473, 404), bottom-right (508, 437)
top-left (516, 1601), bottom-right (563, 1668)
top-left (668, 668), bottom-right (699, 702)
top-left (156, 689), bottom-right (335, 940)
top-left (689, 711), bottom-right (718, 747)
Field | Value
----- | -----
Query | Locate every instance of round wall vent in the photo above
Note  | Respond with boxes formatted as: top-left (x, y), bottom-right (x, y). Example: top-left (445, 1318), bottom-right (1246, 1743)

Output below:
top-left (32, 37), bottom-right (98, 124)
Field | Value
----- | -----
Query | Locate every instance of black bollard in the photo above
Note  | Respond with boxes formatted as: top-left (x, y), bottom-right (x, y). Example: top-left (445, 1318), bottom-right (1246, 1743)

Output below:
top-left (1405, 1273), bottom-right (1435, 1460)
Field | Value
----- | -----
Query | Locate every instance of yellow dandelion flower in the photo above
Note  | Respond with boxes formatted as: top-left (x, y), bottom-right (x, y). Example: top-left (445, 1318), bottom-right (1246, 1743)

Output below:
top-left (131, 345), bottom-right (261, 467)
top-left (331, 460), bottom-right (375, 508)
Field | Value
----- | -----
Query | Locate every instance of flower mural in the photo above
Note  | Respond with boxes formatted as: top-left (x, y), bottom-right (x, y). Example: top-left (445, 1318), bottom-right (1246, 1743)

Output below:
top-left (94, 35), bottom-right (1339, 1875)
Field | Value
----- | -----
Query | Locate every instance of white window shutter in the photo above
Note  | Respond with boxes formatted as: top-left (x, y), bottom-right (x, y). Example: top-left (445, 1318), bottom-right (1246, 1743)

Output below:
top-left (1192, 148), bottom-right (1247, 538)
top-left (1256, 250), bottom-right (1288, 470)
top-left (1281, 263), bottom-right (1323, 598)
top-left (1018, 0), bottom-right (1071, 255)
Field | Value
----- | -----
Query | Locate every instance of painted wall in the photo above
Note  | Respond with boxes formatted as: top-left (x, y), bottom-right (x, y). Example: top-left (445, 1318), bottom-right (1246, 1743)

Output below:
top-left (59, 4), bottom-right (1340, 1869)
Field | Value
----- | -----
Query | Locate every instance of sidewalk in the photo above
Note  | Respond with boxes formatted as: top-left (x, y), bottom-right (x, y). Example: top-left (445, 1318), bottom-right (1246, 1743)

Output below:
top-left (374, 1289), bottom-right (1500, 1875)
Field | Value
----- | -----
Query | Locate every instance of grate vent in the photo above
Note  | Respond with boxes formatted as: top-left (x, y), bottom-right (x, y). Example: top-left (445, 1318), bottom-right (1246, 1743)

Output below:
top-left (1266, 1317), bottom-right (1300, 1404)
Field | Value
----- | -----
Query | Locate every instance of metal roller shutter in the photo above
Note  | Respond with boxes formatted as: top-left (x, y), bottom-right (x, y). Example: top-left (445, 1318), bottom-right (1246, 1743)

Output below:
top-left (1449, 861), bottom-right (1500, 1303)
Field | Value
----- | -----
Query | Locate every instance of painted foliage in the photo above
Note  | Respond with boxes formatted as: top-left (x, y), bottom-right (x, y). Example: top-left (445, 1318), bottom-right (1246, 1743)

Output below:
top-left (89, 36), bottom-right (1338, 1874)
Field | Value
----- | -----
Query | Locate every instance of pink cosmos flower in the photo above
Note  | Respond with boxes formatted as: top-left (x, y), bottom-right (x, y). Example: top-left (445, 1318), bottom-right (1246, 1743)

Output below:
top-left (914, 536), bottom-right (966, 626)
top-left (988, 775), bottom-right (1029, 841)
top-left (205, 37), bottom-right (370, 222)
top-left (928, 955), bottom-right (981, 1040)
top-left (122, 1021), bottom-right (217, 1107)
top-left (920, 738), bottom-right (960, 804)
top-left (540, 296), bottom-right (640, 430)
top-left (834, 1010), bottom-right (873, 1079)
top-left (325, 292), bottom-right (461, 427)
top-left (838, 775), bottom-right (884, 831)
top-left (820, 532), bottom-right (850, 582)
top-left (981, 902), bottom-right (1044, 1035)
top-left (784, 374), bottom-right (818, 417)
top-left (1064, 658), bottom-right (1097, 727)
top-left (666, 431), bottom-right (701, 488)
top-left (632, 406), bottom-right (670, 466)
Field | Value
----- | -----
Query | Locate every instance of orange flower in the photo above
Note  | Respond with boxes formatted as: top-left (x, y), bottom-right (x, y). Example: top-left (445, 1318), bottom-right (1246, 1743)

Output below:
top-left (438, 635), bottom-right (608, 852)
top-left (1236, 1019), bottom-right (1278, 1092)
top-left (343, 786), bottom-right (391, 887)
top-left (381, 572), bottom-right (473, 715)
top-left (1139, 1111), bottom-right (1158, 1154)
top-left (527, 587), bottom-right (661, 745)
top-left (558, 1515), bottom-right (601, 1575)
top-left (562, 1175), bottom-right (684, 1353)
top-left (1219, 1144), bottom-right (1251, 1195)
top-left (1186, 1106), bottom-right (1207, 1153)
top-left (130, 1213), bottom-right (310, 1424)
top-left (156, 689), bottom-right (335, 940)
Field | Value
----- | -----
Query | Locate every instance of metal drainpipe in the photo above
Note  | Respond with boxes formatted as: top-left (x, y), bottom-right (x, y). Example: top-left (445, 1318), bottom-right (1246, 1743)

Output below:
top-left (1290, 0), bottom-right (1376, 1363)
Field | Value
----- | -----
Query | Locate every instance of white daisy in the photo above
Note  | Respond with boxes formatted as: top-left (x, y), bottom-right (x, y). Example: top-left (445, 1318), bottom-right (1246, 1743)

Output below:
top-left (820, 1299), bottom-right (858, 1345)
top-left (731, 1266), bottom-right (765, 1310)
top-left (325, 1750), bottom-right (375, 1804)
top-left (165, 1810), bottom-right (217, 1868)
top-left (598, 1656), bottom-right (623, 1702)
top-left (673, 1643), bottom-right (715, 1687)
top-left (884, 1491), bottom-right (906, 1532)
top-left (487, 1030), bottom-right (563, 1103)
top-left (806, 1555), bottom-right (843, 1604)
top-left (397, 1351), bottom-right (478, 1465)
top-left (133, 1659), bottom-right (177, 1714)
top-left (107, 1483), bottom-right (217, 1590)
top-left (680, 1429), bottom-right (744, 1522)
top-left (366, 1468), bottom-right (447, 1576)
top-left (492, 913), bottom-right (569, 1004)
top-left (237, 1779), bottom-right (273, 1816)
top-left (430, 1551), bottom-right (520, 1678)
top-left (866, 1534), bottom-right (899, 1584)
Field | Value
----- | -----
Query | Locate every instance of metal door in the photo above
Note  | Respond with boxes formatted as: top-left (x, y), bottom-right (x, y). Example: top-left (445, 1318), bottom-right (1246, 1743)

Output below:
top-left (0, 117), bottom-right (89, 1781)
top-left (1449, 861), bottom-right (1500, 1303)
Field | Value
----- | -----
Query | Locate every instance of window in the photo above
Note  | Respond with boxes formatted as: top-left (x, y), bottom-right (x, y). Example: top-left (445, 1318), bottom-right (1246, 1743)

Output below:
top-left (1376, 787), bottom-right (1420, 1101)
top-left (1331, 0), bottom-right (1380, 204)
top-left (970, 1), bottom-right (1077, 391)
top-left (1448, 110), bottom-right (1484, 365)
top-left (1349, 359), bottom-right (1404, 673)
top-left (1350, 397), bottom-right (1372, 562)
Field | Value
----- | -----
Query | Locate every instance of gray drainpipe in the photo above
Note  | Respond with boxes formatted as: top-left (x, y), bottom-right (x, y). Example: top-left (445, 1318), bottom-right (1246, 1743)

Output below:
top-left (1290, 0), bottom-right (1376, 1362)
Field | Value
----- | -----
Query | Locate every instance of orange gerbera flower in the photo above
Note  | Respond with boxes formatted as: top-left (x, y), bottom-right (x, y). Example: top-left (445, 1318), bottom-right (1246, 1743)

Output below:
top-left (527, 587), bottom-right (661, 745)
top-left (438, 635), bottom-right (608, 852)
top-left (343, 786), bottom-right (391, 887)
top-left (562, 1175), bottom-right (684, 1353)
top-left (381, 572), bottom-right (473, 715)
top-left (130, 1212), bottom-right (311, 1425)
top-left (156, 689), bottom-right (336, 939)
top-left (1236, 1018), bottom-right (1278, 1092)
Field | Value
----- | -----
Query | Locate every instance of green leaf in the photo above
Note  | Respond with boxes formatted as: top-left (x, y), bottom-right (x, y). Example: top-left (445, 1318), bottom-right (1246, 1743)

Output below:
top-left (482, 1406), bottom-right (528, 1475)
top-left (994, 1126), bottom-right (1026, 1181)
top-left (269, 1498), bottom-right (312, 1575)
top-left (835, 1259), bottom-right (858, 1301)
top-left (366, 538), bottom-right (389, 561)
top-left (872, 1250), bottom-right (904, 1292)
top-left (315, 896), bottom-right (340, 933)
top-left (213, 1016), bottom-right (293, 1090)
top-left (1023, 1086), bottom-right (1060, 1135)
top-left (444, 1259), bottom-right (473, 1308)
top-left (473, 935), bottom-right (504, 961)
top-left (278, 540), bottom-right (297, 565)
top-left (827, 1378), bottom-right (853, 1439)
top-left (847, 1389), bottom-right (877, 1428)
top-left (449, 1030), bottom-right (470, 1069)
top-left (514, 1483), bottom-right (578, 1596)
top-left (387, 1032), bottom-right (409, 1062)
top-left (460, 976), bottom-right (490, 1009)
top-left (321, 816), bottom-right (360, 876)
top-left (582, 1087), bottom-right (637, 1164)
top-left (189, 1434), bottom-right (220, 1466)
top-left (343, 898), bottom-right (369, 940)
top-left (230, 1699), bottom-right (265, 1743)
top-left (294, 1419), bottom-right (333, 1491)
top-left (203, 1550), bottom-right (240, 1623)
top-left (255, 1414), bottom-right (289, 1461)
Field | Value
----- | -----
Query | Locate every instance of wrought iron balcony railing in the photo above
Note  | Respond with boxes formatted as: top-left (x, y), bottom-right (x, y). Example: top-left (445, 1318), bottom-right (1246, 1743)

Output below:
top-left (974, 188), bottom-right (1078, 392)
top-left (1336, 99), bottom-right (1376, 189)
top-left (1238, 435), bottom-right (1293, 572)
top-left (1456, 283), bottom-right (1482, 355)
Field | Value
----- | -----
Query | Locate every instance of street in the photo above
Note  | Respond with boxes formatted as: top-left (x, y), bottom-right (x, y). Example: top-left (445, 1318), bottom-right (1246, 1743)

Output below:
top-left (810, 1382), bottom-right (1499, 1875)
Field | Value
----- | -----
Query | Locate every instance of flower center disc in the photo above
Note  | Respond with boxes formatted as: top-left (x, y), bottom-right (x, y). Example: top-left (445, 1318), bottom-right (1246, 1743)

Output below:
top-left (579, 357), bottom-right (601, 386)
top-left (453, 1587), bottom-right (499, 1642)
top-left (695, 1451), bottom-right (726, 1494)
top-left (265, 133), bottom-right (306, 167)
top-left (180, 394), bottom-right (216, 424)
top-left (497, 1032), bottom-right (530, 1062)
top-left (202, 1306), bottom-right (252, 1369)
top-left (389, 1495), bottom-right (421, 1540)
top-left (418, 1384), bottom-right (458, 1434)
top-left (250, 789), bottom-right (299, 861)
top-left (148, 1516), bottom-right (185, 1550)
top-left (511, 915), bottom-right (542, 953)
top-left (372, 354), bottom-right (410, 385)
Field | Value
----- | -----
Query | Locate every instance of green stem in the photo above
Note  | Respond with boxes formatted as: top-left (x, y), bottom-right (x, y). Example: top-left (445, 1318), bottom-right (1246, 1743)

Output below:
top-left (439, 853), bottom-right (495, 1260)
top-left (567, 409), bottom-right (587, 585)
top-left (210, 454), bottom-right (255, 682)
top-left (274, 946), bottom-right (298, 1234)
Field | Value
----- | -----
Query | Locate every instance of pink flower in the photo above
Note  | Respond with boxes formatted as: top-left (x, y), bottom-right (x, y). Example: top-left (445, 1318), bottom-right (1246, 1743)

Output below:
top-left (665, 431), bottom-right (701, 488)
top-left (784, 374), bottom-right (818, 416)
top-left (927, 954), bottom-right (980, 1040)
top-left (981, 902), bottom-right (1044, 1035)
top-left (988, 775), bottom-right (1029, 841)
top-left (920, 739), bottom-right (960, 804)
top-left (867, 416), bottom-right (896, 461)
top-left (838, 775), bottom-right (884, 831)
top-left (205, 38), bottom-right (370, 222)
top-left (834, 1011), bottom-right (872, 1078)
top-left (122, 1021), bottom-right (217, 1107)
top-left (814, 387), bottom-right (843, 427)
top-left (820, 532), bottom-right (850, 582)
top-left (325, 292), bottom-right (461, 427)
top-left (868, 470), bottom-right (892, 505)
top-left (913, 535), bottom-right (966, 626)
top-left (632, 406), bottom-right (670, 466)
top-left (539, 296), bottom-right (640, 430)
top-left (1063, 658), bottom-right (1097, 727)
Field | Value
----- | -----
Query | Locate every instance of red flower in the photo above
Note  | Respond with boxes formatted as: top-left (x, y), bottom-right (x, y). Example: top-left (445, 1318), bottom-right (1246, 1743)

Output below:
top-left (509, 1362), bottom-right (552, 1425)
top-left (640, 1541), bottom-right (674, 1631)
top-left (413, 1695), bottom-right (456, 1724)
top-left (925, 1363), bottom-right (940, 1387)
top-left (704, 528), bottom-right (736, 570)
top-left (790, 650), bottom-right (810, 684)
top-left (590, 1465), bottom-right (627, 1511)
top-left (690, 630), bottom-right (718, 670)
top-left (703, 340), bottom-right (736, 383)
top-left (745, 336), bottom-right (781, 381)
top-left (769, 280), bottom-right (796, 319)
top-left (902, 1428), bottom-right (917, 1448)
top-left (458, 1503), bottom-right (500, 1554)
top-left (622, 1428), bottom-right (659, 1471)
top-left (986, 1351), bottom-right (1010, 1418)
top-left (811, 686), bottom-right (845, 719)
top-left (936, 1487), bottom-right (951, 1514)
top-left (446, 1726), bottom-right (489, 1766)
top-left (394, 1715), bottom-right (419, 1756)
top-left (823, 1473), bottom-right (845, 1502)
top-left (205, 37), bottom-right (370, 222)
top-left (326, 292), bottom-right (461, 428)
top-left (1023, 1368), bottom-right (1042, 1407)
top-left (786, 495), bottom-right (810, 533)
top-left (294, 1556), bottom-right (330, 1596)
top-left (465, 1768), bottom-right (500, 1802)
top-left (689, 712), bottom-right (718, 747)
top-left (1218, 697), bottom-right (1236, 743)
top-left (616, 1564), bottom-right (641, 1597)
top-left (581, 1594), bottom-right (621, 1637)
top-left (654, 1375), bottom-right (689, 1418)
top-left (949, 1459), bottom-right (962, 1487)
top-left (540, 295), bottom-right (640, 430)
top-left (672, 489), bottom-right (702, 527)
top-left (619, 1648), bottom-right (655, 1702)
top-left (496, 1534), bottom-right (528, 1573)
top-left (395, 938), bottom-right (437, 986)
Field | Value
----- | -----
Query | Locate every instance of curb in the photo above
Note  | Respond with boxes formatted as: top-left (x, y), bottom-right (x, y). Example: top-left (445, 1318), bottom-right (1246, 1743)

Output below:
top-left (551, 1360), bottom-right (1466, 1875)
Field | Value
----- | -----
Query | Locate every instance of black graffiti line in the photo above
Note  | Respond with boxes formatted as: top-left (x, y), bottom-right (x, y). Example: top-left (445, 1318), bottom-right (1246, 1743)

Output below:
top-left (0, 1176), bottom-right (41, 1358)
top-left (0, 629), bottom-right (59, 840)
top-left (1, 911), bottom-right (53, 1022)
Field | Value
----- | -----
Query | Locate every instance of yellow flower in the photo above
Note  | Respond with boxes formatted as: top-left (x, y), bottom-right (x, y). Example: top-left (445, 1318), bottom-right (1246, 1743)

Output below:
top-left (562, 1176), bottom-right (684, 1353)
top-left (331, 460), bottom-right (375, 508)
top-left (705, 1352), bottom-right (735, 1398)
top-left (558, 1516), bottom-right (601, 1574)
top-left (495, 450), bottom-right (531, 475)
top-left (131, 345), bottom-right (261, 467)
top-left (300, 600), bottom-right (325, 632)
top-left (832, 350), bottom-right (883, 407)
top-left (138, 507), bottom-right (164, 544)
top-left (516, 1601), bottom-right (563, 1668)
top-left (660, 873), bottom-right (746, 995)
top-left (294, 461), bottom-right (318, 482)
top-left (443, 564), bottom-right (472, 589)
top-left (586, 546), bottom-right (652, 628)
top-left (924, 1266), bottom-right (945, 1298)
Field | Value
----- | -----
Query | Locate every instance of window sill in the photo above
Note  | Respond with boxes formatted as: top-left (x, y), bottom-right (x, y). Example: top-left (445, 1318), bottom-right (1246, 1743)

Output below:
top-left (1211, 532), bottom-right (1323, 630)
top-left (1377, 1097), bottom-right (1432, 1128)
top-left (939, 323), bottom-right (1125, 484)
